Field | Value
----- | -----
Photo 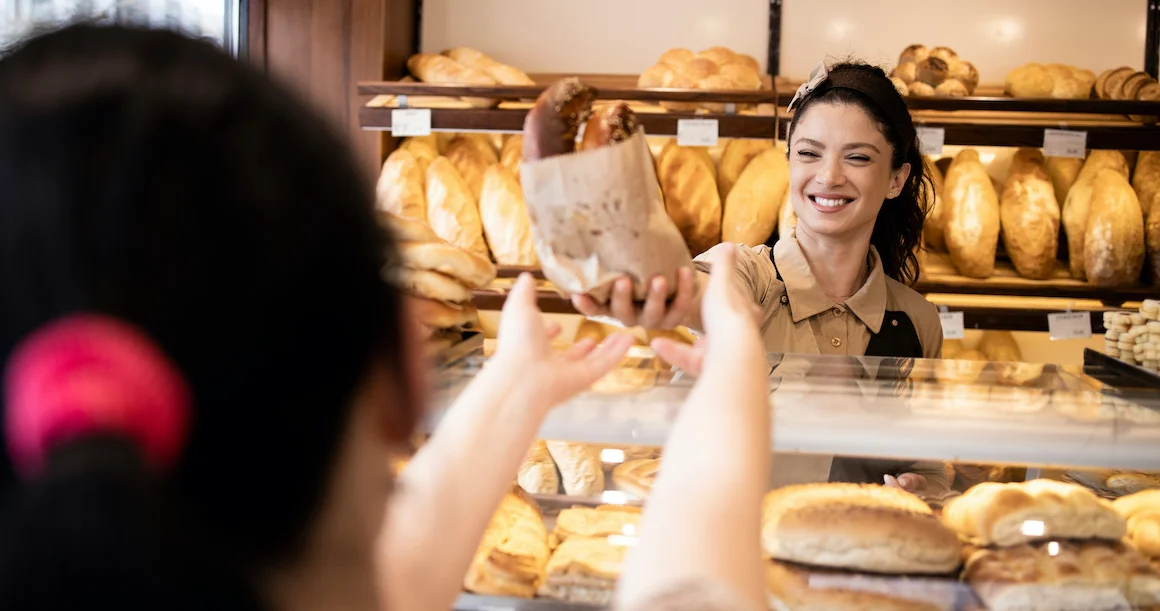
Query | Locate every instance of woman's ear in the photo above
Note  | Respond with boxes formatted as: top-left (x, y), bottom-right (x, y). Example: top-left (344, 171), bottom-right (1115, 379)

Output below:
top-left (889, 162), bottom-right (912, 199)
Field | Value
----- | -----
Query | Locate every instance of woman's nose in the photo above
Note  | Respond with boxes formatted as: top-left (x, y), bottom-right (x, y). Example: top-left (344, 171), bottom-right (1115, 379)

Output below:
top-left (814, 156), bottom-right (846, 187)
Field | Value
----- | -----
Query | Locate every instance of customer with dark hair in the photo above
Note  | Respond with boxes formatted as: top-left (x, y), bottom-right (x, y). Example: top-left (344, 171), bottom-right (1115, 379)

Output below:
top-left (573, 61), bottom-right (948, 493)
top-left (0, 23), bottom-right (639, 611)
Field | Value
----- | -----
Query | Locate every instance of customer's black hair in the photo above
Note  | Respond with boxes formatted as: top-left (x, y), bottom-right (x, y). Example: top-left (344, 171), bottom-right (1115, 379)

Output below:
top-left (0, 24), bottom-right (412, 609)
top-left (786, 61), bottom-right (933, 286)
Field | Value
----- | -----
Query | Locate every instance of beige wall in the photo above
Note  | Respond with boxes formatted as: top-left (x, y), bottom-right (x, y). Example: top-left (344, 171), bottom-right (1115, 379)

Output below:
top-left (422, 0), bottom-right (1147, 83)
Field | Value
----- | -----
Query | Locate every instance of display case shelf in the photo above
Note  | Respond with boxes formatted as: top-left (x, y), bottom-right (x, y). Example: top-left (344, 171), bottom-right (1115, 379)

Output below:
top-left (430, 348), bottom-right (1160, 471)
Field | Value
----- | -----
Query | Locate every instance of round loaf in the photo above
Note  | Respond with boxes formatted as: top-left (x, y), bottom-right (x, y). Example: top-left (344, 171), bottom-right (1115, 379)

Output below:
top-left (890, 76), bottom-right (909, 97)
top-left (894, 61), bottom-right (918, 85)
top-left (948, 60), bottom-right (979, 93)
top-left (928, 46), bottom-right (957, 64)
top-left (658, 47), bottom-right (694, 66)
top-left (908, 82), bottom-right (935, 97)
top-left (934, 79), bottom-right (968, 97)
top-left (682, 57), bottom-right (720, 80)
top-left (761, 484), bottom-right (962, 574)
top-left (898, 44), bottom-right (929, 66)
top-left (390, 267), bottom-right (474, 303)
top-left (766, 561), bottom-right (959, 611)
top-left (916, 57), bottom-right (949, 86)
top-left (1006, 64), bottom-right (1054, 98)
top-left (398, 241), bottom-right (496, 288)
top-left (697, 46), bottom-right (736, 66)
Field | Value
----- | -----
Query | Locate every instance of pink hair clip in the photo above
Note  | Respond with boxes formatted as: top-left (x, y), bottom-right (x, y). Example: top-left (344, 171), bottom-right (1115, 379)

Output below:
top-left (4, 315), bottom-right (191, 478)
top-left (787, 61), bottom-right (829, 112)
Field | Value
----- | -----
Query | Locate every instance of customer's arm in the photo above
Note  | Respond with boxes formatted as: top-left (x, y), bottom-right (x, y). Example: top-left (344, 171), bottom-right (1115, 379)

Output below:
top-left (377, 275), bottom-right (632, 611)
top-left (616, 245), bottom-right (771, 610)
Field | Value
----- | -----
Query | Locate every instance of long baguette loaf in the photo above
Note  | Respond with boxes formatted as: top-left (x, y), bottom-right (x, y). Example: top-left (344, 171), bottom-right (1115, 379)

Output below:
top-left (1062, 151), bottom-right (1130, 279)
top-left (722, 147), bottom-right (789, 246)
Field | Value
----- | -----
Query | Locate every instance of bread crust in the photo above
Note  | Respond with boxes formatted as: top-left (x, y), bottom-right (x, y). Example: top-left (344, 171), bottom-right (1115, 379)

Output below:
top-left (522, 78), bottom-right (594, 160)
top-left (943, 480), bottom-right (1126, 547)
top-left (579, 103), bottom-right (638, 151)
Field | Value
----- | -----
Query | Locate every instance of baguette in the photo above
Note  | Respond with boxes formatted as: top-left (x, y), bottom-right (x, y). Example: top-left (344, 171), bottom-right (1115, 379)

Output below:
top-left (406, 53), bottom-right (498, 108)
top-left (722, 147), bottom-right (789, 246)
top-left (717, 139), bottom-right (774, 202)
top-left (375, 149), bottom-right (427, 221)
top-left (479, 164), bottom-right (538, 266)
top-left (517, 440), bottom-right (559, 496)
top-left (425, 157), bottom-right (489, 260)
top-left (657, 143), bottom-right (723, 255)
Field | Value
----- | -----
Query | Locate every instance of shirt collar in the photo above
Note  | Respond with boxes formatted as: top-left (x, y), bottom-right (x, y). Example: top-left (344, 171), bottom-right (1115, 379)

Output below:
top-left (773, 238), bottom-right (888, 334)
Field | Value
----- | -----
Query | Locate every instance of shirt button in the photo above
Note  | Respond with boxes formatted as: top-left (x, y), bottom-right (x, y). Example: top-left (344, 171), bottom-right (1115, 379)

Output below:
top-left (833, 307), bottom-right (843, 317)
top-left (831, 337), bottom-right (842, 348)
top-left (780, 295), bottom-right (789, 305)
top-left (891, 318), bottom-right (899, 327)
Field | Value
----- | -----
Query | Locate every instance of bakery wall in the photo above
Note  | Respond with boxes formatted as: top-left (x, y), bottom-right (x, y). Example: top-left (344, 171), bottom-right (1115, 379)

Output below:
top-left (420, 0), bottom-right (1147, 82)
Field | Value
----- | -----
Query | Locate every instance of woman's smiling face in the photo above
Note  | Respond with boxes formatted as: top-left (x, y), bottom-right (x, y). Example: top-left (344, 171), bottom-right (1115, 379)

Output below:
top-left (788, 101), bottom-right (910, 242)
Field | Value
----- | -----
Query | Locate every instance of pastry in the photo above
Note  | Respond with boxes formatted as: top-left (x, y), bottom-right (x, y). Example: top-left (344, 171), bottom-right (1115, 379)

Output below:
top-left (942, 479), bottom-right (1127, 547)
top-left (999, 149), bottom-right (1060, 279)
top-left (389, 267), bottom-right (473, 303)
top-left (943, 149), bottom-right (1000, 278)
top-left (657, 143), bottom-right (723, 255)
top-left (765, 560), bottom-right (958, 611)
top-left (722, 147), bottom-right (790, 246)
top-left (612, 459), bottom-right (660, 498)
top-left (425, 157), bottom-right (489, 259)
top-left (964, 540), bottom-right (1160, 611)
top-left (552, 505), bottom-right (642, 543)
top-left (761, 483), bottom-right (962, 574)
top-left (518, 440), bottom-right (560, 496)
top-left (410, 298), bottom-right (478, 329)
top-left (375, 149), bottom-right (427, 221)
top-left (545, 441), bottom-right (604, 497)
top-left (379, 212), bottom-right (441, 244)
top-left (717, 139), bottom-right (774, 202)
top-left (479, 164), bottom-right (538, 266)
top-left (398, 240), bottom-right (496, 288)
top-left (1062, 150), bottom-right (1130, 279)
top-left (1084, 168), bottom-right (1145, 286)
top-left (537, 536), bottom-right (628, 606)
top-left (463, 489), bottom-right (551, 598)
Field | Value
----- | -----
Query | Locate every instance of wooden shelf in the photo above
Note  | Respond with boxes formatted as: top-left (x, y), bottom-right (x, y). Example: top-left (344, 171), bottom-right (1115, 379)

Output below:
top-left (357, 80), bottom-right (779, 104)
top-left (918, 253), bottom-right (1155, 304)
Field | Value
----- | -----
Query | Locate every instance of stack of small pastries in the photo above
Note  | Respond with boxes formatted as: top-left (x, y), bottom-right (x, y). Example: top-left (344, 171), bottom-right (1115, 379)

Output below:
top-left (636, 46), bottom-right (764, 112)
top-left (1102, 300), bottom-right (1160, 371)
top-left (379, 212), bottom-right (494, 353)
top-left (944, 479), bottom-right (1160, 610)
top-left (538, 504), bottom-right (641, 605)
top-left (890, 44), bottom-right (979, 97)
top-left (761, 483), bottom-right (964, 610)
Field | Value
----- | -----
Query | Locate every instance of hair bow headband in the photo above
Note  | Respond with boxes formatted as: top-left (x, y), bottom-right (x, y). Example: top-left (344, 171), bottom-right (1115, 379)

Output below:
top-left (788, 61), bottom-right (828, 112)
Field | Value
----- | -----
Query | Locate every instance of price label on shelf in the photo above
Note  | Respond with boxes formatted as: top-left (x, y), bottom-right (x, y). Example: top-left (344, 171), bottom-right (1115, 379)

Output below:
top-left (916, 127), bottom-right (945, 156)
top-left (392, 108), bottom-right (432, 137)
top-left (939, 311), bottom-right (965, 340)
top-left (1048, 312), bottom-right (1092, 340)
top-left (1042, 129), bottom-right (1087, 159)
top-left (677, 119), bottom-right (719, 147)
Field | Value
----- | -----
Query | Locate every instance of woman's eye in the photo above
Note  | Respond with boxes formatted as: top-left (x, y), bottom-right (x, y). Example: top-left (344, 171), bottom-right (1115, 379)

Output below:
top-left (848, 155), bottom-right (871, 162)
top-left (796, 150), bottom-right (819, 158)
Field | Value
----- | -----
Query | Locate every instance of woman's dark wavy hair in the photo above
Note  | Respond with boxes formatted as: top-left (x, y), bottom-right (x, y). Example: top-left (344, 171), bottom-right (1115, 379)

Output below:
top-left (786, 61), bottom-right (934, 286)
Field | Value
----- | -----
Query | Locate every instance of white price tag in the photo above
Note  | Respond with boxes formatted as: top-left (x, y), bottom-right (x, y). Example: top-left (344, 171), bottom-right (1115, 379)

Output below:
top-left (1048, 312), bottom-right (1092, 340)
top-left (1042, 129), bottom-right (1087, 159)
top-left (677, 119), bottom-right (719, 147)
top-left (916, 127), bottom-right (945, 156)
top-left (391, 108), bottom-right (432, 137)
top-left (939, 311), bottom-right (965, 340)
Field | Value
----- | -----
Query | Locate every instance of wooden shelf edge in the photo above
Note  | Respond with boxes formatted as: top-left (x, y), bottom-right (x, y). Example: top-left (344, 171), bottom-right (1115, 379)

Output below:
top-left (357, 80), bottom-right (779, 104)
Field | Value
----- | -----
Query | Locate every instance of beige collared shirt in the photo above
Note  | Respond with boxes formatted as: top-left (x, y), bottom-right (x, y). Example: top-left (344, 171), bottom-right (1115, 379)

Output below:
top-left (695, 238), bottom-right (943, 359)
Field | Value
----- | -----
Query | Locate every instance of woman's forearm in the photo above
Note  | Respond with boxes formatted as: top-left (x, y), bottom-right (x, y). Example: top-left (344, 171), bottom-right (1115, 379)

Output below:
top-left (617, 335), bottom-right (771, 609)
top-left (377, 363), bottom-right (543, 611)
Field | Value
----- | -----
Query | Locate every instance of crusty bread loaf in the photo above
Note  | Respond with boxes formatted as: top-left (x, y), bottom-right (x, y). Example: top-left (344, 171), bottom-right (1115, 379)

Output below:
top-left (400, 137), bottom-right (438, 176)
top-left (916, 57), bottom-right (950, 86)
top-left (894, 61), bottom-right (919, 84)
top-left (398, 240), bottom-right (495, 288)
top-left (552, 505), bottom-right (642, 543)
top-left (611, 459), bottom-right (660, 498)
top-left (1045, 156), bottom-right (1083, 206)
top-left (537, 536), bottom-right (626, 606)
top-left (517, 440), bottom-right (559, 496)
top-left (1000, 149), bottom-right (1060, 279)
top-left (721, 148), bottom-right (789, 246)
top-left (1063, 151), bottom-right (1130, 279)
top-left (658, 143), bottom-right (723, 256)
top-left (717, 139), bottom-right (774, 202)
top-left (964, 541), bottom-right (1160, 611)
top-left (376, 149), bottom-right (427, 221)
top-left (479, 164), bottom-right (538, 266)
top-left (1006, 64), bottom-right (1054, 98)
top-left (1084, 168), bottom-right (1145, 286)
top-left (1142, 154), bottom-right (1160, 282)
top-left (445, 137), bottom-right (491, 201)
top-left (899, 44), bottom-right (929, 65)
top-left (943, 479), bottom-right (1127, 547)
top-left (761, 483), bottom-right (962, 574)
top-left (390, 267), bottom-right (473, 303)
top-left (949, 60), bottom-right (979, 93)
top-left (978, 330), bottom-right (1022, 362)
top-left (500, 135), bottom-right (523, 179)
top-left (522, 78), bottom-right (593, 160)
top-left (943, 149), bottom-right (1000, 278)
top-left (766, 561), bottom-right (958, 611)
top-left (425, 156), bottom-right (489, 260)
top-left (406, 53), bottom-right (498, 108)
top-left (464, 489), bottom-right (550, 598)
top-left (545, 441), bottom-right (603, 498)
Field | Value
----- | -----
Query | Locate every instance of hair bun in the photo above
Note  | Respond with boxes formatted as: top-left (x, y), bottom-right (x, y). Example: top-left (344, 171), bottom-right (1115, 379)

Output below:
top-left (5, 315), bottom-right (191, 477)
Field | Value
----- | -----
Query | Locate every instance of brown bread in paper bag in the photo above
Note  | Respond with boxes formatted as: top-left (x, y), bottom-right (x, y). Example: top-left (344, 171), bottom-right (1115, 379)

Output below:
top-left (519, 78), bottom-right (692, 302)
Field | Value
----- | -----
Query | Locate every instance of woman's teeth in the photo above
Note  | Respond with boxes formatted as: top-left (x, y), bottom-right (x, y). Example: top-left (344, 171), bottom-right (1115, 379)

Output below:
top-left (810, 196), bottom-right (852, 208)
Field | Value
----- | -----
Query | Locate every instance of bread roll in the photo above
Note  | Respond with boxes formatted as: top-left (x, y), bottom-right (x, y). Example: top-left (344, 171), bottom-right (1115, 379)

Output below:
top-left (1062, 150), bottom-right (1130, 279)
top-left (719, 63), bottom-right (762, 90)
top-left (942, 479), bottom-right (1127, 547)
top-left (376, 149), bottom-right (427, 221)
top-left (1084, 168), bottom-right (1145, 286)
top-left (445, 137), bottom-right (491, 200)
top-left (398, 240), bottom-right (496, 288)
top-left (479, 164), bottom-right (538, 266)
top-left (697, 74), bottom-right (744, 112)
top-left (657, 144), bottom-right (723, 255)
top-left (889, 77), bottom-right (909, 96)
top-left (923, 160), bottom-right (947, 251)
top-left (717, 139), bottom-right (774, 201)
top-left (1000, 149), bottom-right (1060, 279)
top-left (400, 137), bottom-right (438, 176)
top-left (908, 82), bottom-right (935, 97)
top-left (949, 60), bottom-right (979, 93)
top-left (697, 46), bottom-right (735, 66)
top-left (579, 103), bottom-right (638, 151)
top-left (928, 46), bottom-right (957, 64)
top-left (1045, 156), bottom-right (1083, 206)
top-left (390, 267), bottom-right (473, 303)
top-left (894, 61), bottom-right (918, 85)
top-left (722, 148), bottom-right (790, 246)
top-left (681, 57), bottom-right (719, 80)
top-left (406, 53), bottom-right (498, 108)
top-left (522, 77), bottom-right (593, 160)
top-left (935, 79), bottom-right (968, 97)
top-left (898, 44), bottom-right (929, 66)
top-left (943, 149), bottom-right (1000, 278)
top-left (517, 440), bottom-right (559, 495)
top-left (658, 47), bottom-right (694, 66)
top-left (916, 57), bottom-right (949, 86)
top-left (637, 63), bottom-right (672, 88)
top-left (464, 489), bottom-right (550, 598)
top-left (545, 441), bottom-right (603, 497)
top-left (1005, 64), bottom-right (1054, 98)
top-left (658, 73), bottom-right (701, 111)
top-left (761, 483), bottom-right (962, 574)
top-left (425, 157), bottom-right (489, 259)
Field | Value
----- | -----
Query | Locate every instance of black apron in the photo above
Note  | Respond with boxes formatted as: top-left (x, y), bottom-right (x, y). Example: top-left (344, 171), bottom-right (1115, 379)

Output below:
top-left (768, 250), bottom-right (922, 484)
